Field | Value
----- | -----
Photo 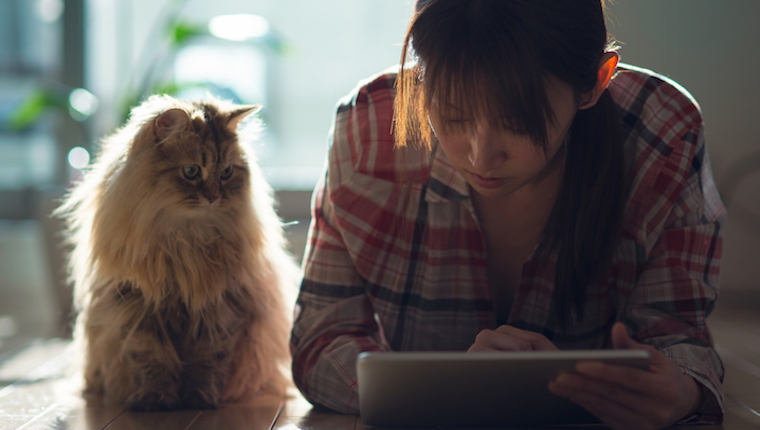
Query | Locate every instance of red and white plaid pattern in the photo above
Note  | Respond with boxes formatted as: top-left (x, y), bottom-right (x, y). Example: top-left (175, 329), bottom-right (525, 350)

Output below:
top-left (291, 64), bottom-right (726, 423)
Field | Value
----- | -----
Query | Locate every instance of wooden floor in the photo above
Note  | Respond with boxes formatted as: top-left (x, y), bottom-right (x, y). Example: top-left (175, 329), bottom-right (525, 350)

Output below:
top-left (0, 301), bottom-right (758, 430)
top-left (0, 221), bottom-right (758, 430)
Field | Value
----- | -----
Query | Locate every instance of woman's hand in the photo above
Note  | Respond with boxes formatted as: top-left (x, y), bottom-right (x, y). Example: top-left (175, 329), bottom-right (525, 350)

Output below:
top-left (548, 322), bottom-right (702, 430)
top-left (468, 325), bottom-right (559, 352)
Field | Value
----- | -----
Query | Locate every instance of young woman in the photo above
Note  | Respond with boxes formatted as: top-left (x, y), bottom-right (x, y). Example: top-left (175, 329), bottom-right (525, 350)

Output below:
top-left (291, 1), bottom-right (725, 428)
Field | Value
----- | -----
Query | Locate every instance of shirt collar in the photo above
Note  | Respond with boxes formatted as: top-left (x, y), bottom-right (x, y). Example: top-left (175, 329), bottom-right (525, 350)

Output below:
top-left (425, 138), bottom-right (471, 203)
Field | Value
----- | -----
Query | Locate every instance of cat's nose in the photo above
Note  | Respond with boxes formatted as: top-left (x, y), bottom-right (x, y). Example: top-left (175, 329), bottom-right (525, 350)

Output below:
top-left (206, 194), bottom-right (219, 203)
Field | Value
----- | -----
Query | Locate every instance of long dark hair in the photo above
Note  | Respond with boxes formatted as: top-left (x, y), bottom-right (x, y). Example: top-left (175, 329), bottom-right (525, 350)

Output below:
top-left (394, 0), bottom-right (629, 326)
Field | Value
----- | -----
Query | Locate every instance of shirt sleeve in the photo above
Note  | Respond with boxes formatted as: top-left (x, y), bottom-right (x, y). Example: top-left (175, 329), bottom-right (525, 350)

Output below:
top-left (623, 123), bottom-right (726, 424)
top-left (290, 102), bottom-right (391, 415)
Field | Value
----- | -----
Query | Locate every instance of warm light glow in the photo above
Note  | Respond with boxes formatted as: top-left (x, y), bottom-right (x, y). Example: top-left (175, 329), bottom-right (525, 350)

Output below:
top-left (209, 14), bottom-right (270, 41)
top-left (174, 44), bottom-right (267, 103)
top-left (68, 146), bottom-right (90, 169)
top-left (36, 0), bottom-right (64, 23)
top-left (69, 88), bottom-right (99, 118)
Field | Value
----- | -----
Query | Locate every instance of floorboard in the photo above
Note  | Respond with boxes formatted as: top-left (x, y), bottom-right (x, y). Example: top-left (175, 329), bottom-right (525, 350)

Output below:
top-left (188, 401), bottom-right (282, 430)
top-left (0, 303), bottom-right (757, 429)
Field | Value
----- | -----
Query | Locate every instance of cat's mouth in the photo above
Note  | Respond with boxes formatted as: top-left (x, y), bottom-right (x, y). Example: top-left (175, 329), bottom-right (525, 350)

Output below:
top-left (180, 195), bottom-right (224, 211)
top-left (205, 192), bottom-right (226, 208)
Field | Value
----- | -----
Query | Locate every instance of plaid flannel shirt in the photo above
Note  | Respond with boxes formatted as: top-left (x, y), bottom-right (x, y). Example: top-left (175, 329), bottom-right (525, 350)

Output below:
top-left (290, 64), bottom-right (726, 423)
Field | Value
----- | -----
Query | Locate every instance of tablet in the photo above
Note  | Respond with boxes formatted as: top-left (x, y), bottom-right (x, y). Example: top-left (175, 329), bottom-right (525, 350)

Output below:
top-left (357, 349), bottom-right (651, 427)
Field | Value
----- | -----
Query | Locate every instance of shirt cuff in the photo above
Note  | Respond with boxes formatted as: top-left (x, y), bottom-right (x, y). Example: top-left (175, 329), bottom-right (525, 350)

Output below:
top-left (676, 367), bottom-right (724, 424)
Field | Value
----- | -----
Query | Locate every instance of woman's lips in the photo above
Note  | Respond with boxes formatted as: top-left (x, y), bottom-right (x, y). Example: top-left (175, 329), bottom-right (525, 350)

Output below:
top-left (469, 172), bottom-right (510, 189)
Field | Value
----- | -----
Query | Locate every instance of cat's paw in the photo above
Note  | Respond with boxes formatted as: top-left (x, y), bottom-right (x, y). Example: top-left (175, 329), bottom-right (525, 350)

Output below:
top-left (181, 389), bottom-right (220, 410)
top-left (129, 392), bottom-right (181, 412)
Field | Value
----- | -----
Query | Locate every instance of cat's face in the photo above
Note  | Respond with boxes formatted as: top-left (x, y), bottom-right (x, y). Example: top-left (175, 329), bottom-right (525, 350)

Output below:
top-left (128, 102), bottom-right (259, 218)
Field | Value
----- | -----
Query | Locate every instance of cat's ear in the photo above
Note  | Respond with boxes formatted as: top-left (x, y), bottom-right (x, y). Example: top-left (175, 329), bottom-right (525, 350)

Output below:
top-left (153, 109), bottom-right (190, 141)
top-left (226, 106), bottom-right (261, 133)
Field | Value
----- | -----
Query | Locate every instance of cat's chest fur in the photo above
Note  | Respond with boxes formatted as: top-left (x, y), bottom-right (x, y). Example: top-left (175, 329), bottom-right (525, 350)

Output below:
top-left (118, 279), bottom-right (252, 348)
top-left (109, 222), bottom-right (250, 311)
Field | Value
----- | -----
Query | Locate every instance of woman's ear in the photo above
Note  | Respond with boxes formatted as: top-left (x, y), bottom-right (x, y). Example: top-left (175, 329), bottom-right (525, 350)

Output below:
top-left (578, 51), bottom-right (619, 110)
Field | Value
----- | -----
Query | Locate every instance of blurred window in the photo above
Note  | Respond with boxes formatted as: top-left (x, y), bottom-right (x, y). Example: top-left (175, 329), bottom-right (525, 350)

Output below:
top-left (0, 0), bottom-right (62, 196)
top-left (0, 0), bottom-right (413, 219)
top-left (88, 0), bottom-right (413, 190)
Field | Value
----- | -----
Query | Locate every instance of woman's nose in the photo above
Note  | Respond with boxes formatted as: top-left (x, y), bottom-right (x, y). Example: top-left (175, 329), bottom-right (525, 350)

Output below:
top-left (468, 125), bottom-right (507, 172)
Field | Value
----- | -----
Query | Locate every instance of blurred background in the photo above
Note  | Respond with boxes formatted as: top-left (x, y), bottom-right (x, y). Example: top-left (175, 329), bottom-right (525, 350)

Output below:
top-left (0, 0), bottom-right (758, 356)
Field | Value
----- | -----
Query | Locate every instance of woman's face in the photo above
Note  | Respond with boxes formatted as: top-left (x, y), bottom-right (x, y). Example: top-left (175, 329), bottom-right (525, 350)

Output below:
top-left (427, 77), bottom-right (579, 200)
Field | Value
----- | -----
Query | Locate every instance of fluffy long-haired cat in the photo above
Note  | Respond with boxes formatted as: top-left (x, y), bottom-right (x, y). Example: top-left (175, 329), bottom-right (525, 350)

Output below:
top-left (57, 95), bottom-right (298, 411)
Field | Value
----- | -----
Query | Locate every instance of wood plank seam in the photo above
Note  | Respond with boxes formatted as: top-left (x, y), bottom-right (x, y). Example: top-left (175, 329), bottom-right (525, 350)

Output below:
top-left (14, 401), bottom-right (62, 430)
top-left (267, 401), bottom-right (286, 430)
top-left (726, 392), bottom-right (760, 419)
top-left (181, 411), bottom-right (203, 430)
top-left (98, 407), bottom-right (129, 430)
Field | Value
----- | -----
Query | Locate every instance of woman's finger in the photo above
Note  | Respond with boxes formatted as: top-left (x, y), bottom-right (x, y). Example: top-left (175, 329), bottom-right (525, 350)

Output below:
top-left (468, 326), bottom-right (559, 352)
top-left (493, 325), bottom-right (559, 351)
top-left (549, 381), bottom-right (660, 430)
top-left (573, 360), bottom-right (663, 396)
top-left (552, 372), bottom-right (658, 415)
top-left (468, 328), bottom-right (533, 351)
top-left (611, 322), bottom-right (639, 349)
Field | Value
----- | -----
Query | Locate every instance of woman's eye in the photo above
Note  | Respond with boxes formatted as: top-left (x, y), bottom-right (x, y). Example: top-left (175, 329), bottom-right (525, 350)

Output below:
top-left (182, 164), bottom-right (200, 179)
top-left (220, 165), bottom-right (234, 180)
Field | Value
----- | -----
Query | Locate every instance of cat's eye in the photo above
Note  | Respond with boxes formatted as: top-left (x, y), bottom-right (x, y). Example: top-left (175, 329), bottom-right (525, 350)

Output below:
top-left (220, 165), bottom-right (234, 180)
top-left (182, 164), bottom-right (200, 179)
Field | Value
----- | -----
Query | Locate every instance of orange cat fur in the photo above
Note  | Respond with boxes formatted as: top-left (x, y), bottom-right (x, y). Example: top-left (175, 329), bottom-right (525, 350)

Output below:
top-left (57, 95), bottom-right (298, 411)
